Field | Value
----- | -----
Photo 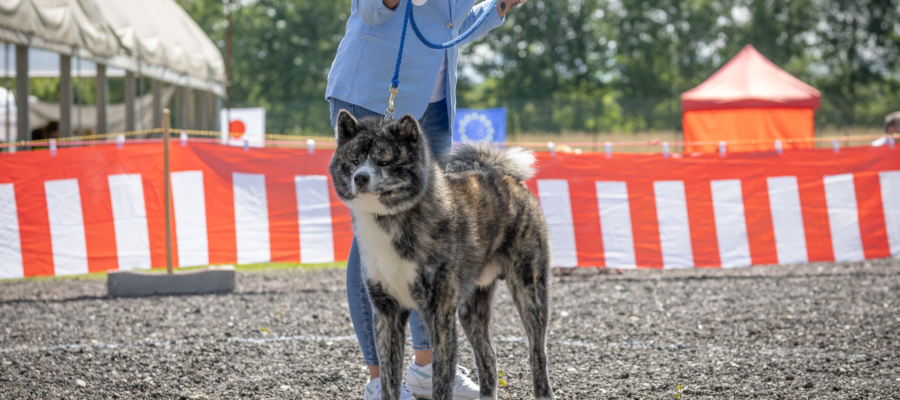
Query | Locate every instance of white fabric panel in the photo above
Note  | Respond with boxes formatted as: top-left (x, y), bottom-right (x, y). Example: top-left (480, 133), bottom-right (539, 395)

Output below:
top-left (233, 173), bottom-right (271, 264)
top-left (537, 179), bottom-right (578, 267)
top-left (823, 174), bottom-right (865, 262)
top-left (108, 174), bottom-right (151, 270)
top-left (45, 179), bottom-right (89, 276)
top-left (595, 181), bottom-right (636, 268)
top-left (0, 183), bottom-right (23, 279)
top-left (653, 181), bottom-right (694, 268)
top-left (295, 175), bottom-right (335, 264)
top-left (766, 176), bottom-right (809, 264)
top-left (710, 180), bottom-right (752, 268)
top-left (879, 171), bottom-right (900, 258)
top-left (171, 171), bottom-right (210, 267)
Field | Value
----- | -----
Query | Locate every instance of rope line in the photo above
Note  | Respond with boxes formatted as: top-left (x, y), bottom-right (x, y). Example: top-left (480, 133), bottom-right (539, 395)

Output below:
top-left (1, 133), bottom-right (895, 150)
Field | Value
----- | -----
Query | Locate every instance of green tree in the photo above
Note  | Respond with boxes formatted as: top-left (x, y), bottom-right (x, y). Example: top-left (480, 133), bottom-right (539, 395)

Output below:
top-left (177, 0), bottom-right (352, 135)
top-left (813, 0), bottom-right (900, 127)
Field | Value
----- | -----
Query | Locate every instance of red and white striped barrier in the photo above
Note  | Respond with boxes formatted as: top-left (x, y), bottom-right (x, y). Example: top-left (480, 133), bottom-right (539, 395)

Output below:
top-left (528, 147), bottom-right (900, 268)
top-left (0, 142), bottom-right (897, 278)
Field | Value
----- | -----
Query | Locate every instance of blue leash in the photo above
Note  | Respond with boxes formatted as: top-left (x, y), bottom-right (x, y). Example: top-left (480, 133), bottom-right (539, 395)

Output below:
top-left (384, 0), bottom-right (501, 120)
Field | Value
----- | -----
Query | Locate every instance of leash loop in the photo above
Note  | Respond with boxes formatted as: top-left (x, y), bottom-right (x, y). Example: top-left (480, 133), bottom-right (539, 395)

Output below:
top-left (384, 0), bottom-right (500, 120)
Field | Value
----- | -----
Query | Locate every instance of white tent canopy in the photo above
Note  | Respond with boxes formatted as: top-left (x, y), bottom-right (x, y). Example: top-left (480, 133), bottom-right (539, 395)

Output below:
top-left (0, 0), bottom-right (225, 96)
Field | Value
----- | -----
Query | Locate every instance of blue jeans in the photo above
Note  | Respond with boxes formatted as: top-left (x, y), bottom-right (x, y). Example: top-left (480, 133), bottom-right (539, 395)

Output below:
top-left (329, 97), bottom-right (451, 366)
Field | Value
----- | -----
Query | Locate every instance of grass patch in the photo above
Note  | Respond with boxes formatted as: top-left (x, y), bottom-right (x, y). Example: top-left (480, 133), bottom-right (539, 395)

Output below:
top-left (1, 262), bottom-right (347, 283)
top-left (228, 261), bottom-right (347, 273)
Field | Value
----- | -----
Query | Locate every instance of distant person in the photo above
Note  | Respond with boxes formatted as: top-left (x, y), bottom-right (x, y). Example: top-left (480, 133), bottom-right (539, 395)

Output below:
top-left (29, 121), bottom-right (59, 150)
top-left (886, 111), bottom-right (900, 134)
top-left (325, 0), bottom-right (524, 398)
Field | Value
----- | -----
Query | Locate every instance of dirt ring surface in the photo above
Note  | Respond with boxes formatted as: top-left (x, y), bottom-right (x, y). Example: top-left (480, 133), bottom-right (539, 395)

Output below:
top-left (1, 259), bottom-right (899, 399)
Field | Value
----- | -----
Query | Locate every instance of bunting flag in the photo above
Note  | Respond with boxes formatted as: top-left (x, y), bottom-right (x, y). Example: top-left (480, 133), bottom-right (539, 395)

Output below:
top-left (0, 143), bottom-right (897, 278)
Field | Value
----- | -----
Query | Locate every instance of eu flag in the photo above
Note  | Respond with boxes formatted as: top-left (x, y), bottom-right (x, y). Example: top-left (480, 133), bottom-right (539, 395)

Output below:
top-left (453, 108), bottom-right (506, 143)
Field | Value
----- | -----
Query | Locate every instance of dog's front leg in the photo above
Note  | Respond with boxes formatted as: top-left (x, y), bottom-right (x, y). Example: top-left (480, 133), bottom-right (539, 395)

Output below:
top-left (421, 301), bottom-right (459, 400)
top-left (369, 282), bottom-right (411, 400)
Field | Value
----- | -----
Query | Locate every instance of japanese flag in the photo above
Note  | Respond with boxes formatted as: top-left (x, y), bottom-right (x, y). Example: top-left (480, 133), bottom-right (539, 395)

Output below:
top-left (220, 107), bottom-right (265, 148)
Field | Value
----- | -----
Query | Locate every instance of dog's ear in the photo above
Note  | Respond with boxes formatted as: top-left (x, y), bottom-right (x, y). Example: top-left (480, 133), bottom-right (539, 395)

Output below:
top-left (335, 110), bottom-right (360, 145)
top-left (393, 114), bottom-right (420, 142)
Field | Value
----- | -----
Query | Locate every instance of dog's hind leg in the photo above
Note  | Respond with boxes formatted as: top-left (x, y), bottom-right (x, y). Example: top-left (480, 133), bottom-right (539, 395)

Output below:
top-left (370, 284), bottom-right (411, 400)
top-left (507, 255), bottom-right (553, 399)
top-left (459, 283), bottom-right (498, 399)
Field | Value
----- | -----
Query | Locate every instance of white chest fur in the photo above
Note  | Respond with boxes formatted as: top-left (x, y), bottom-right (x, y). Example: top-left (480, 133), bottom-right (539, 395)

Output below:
top-left (354, 213), bottom-right (419, 309)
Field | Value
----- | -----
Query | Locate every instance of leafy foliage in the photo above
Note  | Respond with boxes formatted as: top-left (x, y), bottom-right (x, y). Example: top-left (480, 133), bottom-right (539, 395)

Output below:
top-left (177, 0), bottom-right (352, 135)
top-left (174, 0), bottom-right (900, 135)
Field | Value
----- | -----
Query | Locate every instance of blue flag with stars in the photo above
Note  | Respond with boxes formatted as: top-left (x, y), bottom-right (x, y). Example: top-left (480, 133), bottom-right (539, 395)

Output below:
top-left (453, 108), bottom-right (506, 143)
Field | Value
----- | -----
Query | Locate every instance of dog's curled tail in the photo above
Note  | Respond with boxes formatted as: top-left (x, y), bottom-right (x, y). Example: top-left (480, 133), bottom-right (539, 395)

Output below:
top-left (446, 142), bottom-right (536, 181)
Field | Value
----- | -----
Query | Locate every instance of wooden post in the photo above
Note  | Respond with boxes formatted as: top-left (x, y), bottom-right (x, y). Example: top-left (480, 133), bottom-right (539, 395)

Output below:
top-left (163, 108), bottom-right (173, 274)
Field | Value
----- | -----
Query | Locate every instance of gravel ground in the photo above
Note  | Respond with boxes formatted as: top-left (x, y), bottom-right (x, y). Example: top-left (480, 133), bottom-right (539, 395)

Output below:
top-left (1, 259), bottom-right (899, 399)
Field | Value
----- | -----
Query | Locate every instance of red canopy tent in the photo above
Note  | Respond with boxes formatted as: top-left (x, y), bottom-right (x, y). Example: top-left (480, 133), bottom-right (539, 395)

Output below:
top-left (681, 45), bottom-right (821, 153)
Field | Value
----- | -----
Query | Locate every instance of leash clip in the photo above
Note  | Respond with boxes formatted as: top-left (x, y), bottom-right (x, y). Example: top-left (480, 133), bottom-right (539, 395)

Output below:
top-left (384, 85), bottom-right (399, 122)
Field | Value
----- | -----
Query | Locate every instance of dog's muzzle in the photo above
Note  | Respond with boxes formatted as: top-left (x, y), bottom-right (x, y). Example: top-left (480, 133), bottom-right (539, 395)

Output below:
top-left (351, 171), bottom-right (371, 195)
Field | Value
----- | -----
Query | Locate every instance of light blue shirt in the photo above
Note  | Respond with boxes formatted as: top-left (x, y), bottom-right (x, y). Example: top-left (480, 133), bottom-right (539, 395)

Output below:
top-left (326, 0), bottom-right (504, 127)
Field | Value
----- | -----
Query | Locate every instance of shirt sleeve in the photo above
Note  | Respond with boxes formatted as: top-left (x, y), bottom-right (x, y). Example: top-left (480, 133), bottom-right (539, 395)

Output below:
top-left (455, 0), bottom-right (505, 46)
top-left (357, 0), bottom-right (398, 26)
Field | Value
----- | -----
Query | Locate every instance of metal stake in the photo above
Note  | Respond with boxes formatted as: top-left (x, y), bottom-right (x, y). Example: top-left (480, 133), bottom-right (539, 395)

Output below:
top-left (163, 108), bottom-right (173, 274)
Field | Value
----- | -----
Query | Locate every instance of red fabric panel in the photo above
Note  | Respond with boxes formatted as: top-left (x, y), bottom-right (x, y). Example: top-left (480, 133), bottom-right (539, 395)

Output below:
top-left (683, 108), bottom-right (815, 154)
top-left (330, 182), bottom-right (353, 263)
top-left (80, 171), bottom-right (118, 273)
top-left (15, 177), bottom-right (54, 277)
top-left (267, 176), bottom-right (301, 263)
top-left (742, 178), bottom-right (778, 266)
top-left (569, 179), bottom-right (604, 267)
top-left (855, 171), bottom-right (891, 259)
top-left (797, 176), bottom-right (834, 262)
top-left (684, 180), bottom-right (720, 267)
top-left (628, 180), bottom-right (663, 268)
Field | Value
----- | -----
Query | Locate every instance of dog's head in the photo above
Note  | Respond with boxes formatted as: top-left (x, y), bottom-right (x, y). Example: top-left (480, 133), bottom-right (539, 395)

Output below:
top-left (328, 110), bottom-right (431, 215)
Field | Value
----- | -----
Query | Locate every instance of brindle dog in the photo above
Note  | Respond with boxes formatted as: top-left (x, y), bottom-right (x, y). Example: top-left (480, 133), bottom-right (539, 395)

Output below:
top-left (329, 110), bottom-right (553, 400)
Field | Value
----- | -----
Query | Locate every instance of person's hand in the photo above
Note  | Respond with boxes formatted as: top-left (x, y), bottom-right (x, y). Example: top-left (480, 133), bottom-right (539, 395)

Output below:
top-left (384, 0), bottom-right (401, 10)
top-left (497, 0), bottom-right (523, 17)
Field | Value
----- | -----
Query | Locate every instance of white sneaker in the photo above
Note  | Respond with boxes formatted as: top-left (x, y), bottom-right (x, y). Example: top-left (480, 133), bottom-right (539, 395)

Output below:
top-left (405, 362), bottom-right (480, 399)
top-left (364, 377), bottom-right (416, 400)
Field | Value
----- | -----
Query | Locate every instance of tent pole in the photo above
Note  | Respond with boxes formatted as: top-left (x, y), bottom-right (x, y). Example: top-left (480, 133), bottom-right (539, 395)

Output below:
top-left (76, 53), bottom-right (81, 136)
top-left (15, 44), bottom-right (28, 152)
top-left (152, 79), bottom-right (161, 136)
top-left (125, 70), bottom-right (135, 132)
top-left (4, 43), bottom-right (8, 147)
top-left (60, 54), bottom-right (72, 138)
top-left (96, 63), bottom-right (108, 134)
top-left (226, 0), bottom-right (232, 135)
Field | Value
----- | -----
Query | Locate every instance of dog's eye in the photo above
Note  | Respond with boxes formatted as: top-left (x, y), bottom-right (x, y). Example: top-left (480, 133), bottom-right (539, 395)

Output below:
top-left (352, 160), bottom-right (359, 166)
top-left (377, 160), bottom-right (389, 167)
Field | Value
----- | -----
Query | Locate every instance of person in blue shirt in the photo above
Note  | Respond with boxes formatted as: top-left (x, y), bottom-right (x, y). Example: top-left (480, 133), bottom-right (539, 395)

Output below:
top-left (325, 0), bottom-right (521, 398)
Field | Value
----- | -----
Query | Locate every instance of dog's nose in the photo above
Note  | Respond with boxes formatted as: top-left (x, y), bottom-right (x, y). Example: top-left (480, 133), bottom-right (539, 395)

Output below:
top-left (353, 172), bottom-right (370, 188)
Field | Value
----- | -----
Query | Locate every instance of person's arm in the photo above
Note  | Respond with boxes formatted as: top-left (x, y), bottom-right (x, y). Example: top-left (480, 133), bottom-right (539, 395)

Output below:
top-left (455, 0), bottom-right (522, 46)
top-left (358, 0), bottom-right (400, 26)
